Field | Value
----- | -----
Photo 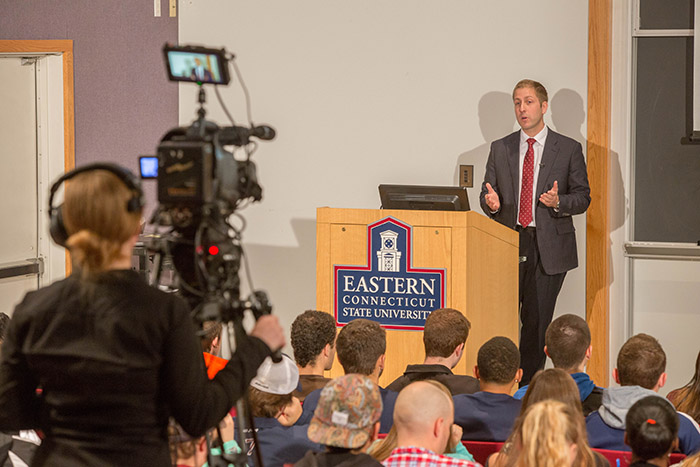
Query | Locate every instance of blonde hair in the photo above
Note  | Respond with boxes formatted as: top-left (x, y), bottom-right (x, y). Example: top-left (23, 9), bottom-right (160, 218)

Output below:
top-left (63, 169), bottom-right (142, 278)
top-left (507, 400), bottom-right (596, 467)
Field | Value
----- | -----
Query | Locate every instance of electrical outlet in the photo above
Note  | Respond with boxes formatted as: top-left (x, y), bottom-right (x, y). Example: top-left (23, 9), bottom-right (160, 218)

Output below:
top-left (459, 165), bottom-right (474, 188)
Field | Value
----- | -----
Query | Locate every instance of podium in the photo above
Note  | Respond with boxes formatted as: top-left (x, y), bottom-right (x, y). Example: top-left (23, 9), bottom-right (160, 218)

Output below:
top-left (316, 207), bottom-right (520, 387)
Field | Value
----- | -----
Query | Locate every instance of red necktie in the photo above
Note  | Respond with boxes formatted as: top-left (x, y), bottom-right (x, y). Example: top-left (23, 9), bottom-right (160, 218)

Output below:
top-left (518, 138), bottom-right (537, 227)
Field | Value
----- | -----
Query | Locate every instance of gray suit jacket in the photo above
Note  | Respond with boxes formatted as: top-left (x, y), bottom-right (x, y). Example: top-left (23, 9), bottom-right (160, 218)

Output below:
top-left (479, 128), bottom-right (590, 275)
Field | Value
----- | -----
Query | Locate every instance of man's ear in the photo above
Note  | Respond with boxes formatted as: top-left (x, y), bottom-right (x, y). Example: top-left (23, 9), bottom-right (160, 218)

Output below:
top-left (322, 343), bottom-right (331, 358)
top-left (541, 100), bottom-right (549, 115)
top-left (515, 368), bottom-right (523, 384)
top-left (623, 432), bottom-right (629, 448)
top-left (585, 345), bottom-right (593, 360)
top-left (544, 345), bottom-right (550, 358)
top-left (474, 366), bottom-right (480, 379)
top-left (657, 372), bottom-right (667, 390)
top-left (613, 368), bottom-right (620, 385)
top-left (453, 343), bottom-right (465, 360)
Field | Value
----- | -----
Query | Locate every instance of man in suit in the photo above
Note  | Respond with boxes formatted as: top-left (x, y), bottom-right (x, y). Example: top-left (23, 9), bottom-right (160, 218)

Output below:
top-left (479, 79), bottom-right (590, 386)
top-left (190, 57), bottom-right (213, 83)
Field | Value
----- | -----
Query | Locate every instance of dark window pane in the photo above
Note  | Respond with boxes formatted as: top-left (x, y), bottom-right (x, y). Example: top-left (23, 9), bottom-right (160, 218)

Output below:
top-left (634, 37), bottom-right (698, 242)
top-left (639, 0), bottom-right (694, 30)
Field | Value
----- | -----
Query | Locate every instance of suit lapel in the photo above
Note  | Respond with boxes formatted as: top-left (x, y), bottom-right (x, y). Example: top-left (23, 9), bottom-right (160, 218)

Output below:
top-left (536, 128), bottom-right (560, 195)
top-left (506, 132), bottom-right (520, 202)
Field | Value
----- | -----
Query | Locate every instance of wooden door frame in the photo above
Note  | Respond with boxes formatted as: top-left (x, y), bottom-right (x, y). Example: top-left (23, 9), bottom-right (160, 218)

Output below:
top-left (586, 0), bottom-right (612, 386)
top-left (0, 40), bottom-right (75, 275)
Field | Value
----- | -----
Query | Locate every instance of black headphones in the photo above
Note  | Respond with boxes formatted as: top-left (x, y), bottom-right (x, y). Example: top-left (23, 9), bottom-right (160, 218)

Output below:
top-left (48, 163), bottom-right (144, 247)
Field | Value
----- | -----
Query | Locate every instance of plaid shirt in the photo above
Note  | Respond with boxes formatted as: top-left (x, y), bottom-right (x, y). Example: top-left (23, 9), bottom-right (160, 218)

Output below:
top-left (383, 446), bottom-right (482, 467)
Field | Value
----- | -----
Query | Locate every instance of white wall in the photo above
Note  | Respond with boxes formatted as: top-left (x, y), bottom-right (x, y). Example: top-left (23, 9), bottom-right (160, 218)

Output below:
top-left (609, 0), bottom-right (700, 395)
top-left (179, 1), bottom-right (590, 350)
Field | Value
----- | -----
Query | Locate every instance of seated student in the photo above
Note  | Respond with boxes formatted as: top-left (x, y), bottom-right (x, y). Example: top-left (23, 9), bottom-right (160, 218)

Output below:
top-left (453, 336), bottom-right (522, 441)
top-left (586, 334), bottom-right (700, 455)
top-left (243, 355), bottom-right (322, 466)
top-left (290, 310), bottom-right (336, 402)
top-left (370, 380), bottom-right (476, 462)
top-left (625, 396), bottom-right (679, 467)
top-left (382, 381), bottom-right (480, 467)
top-left (488, 368), bottom-right (606, 467)
top-left (387, 308), bottom-right (480, 395)
top-left (295, 374), bottom-right (383, 466)
top-left (169, 414), bottom-right (240, 467)
top-left (302, 319), bottom-right (398, 433)
top-left (514, 314), bottom-right (604, 416)
top-left (504, 400), bottom-right (601, 467)
top-left (667, 349), bottom-right (700, 426)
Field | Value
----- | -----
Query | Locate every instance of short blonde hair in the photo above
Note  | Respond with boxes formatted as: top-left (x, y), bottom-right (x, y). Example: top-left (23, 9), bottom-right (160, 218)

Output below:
top-left (513, 79), bottom-right (548, 104)
top-left (63, 170), bottom-right (142, 278)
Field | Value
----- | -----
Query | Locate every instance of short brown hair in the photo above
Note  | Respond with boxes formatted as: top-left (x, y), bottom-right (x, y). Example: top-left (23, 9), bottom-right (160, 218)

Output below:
top-left (545, 314), bottom-right (591, 371)
top-left (477, 336), bottom-right (520, 384)
top-left (513, 79), bottom-right (548, 104)
top-left (248, 386), bottom-right (293, 418)
top-left (423, 308), bottom-right (470, 358)
top-left (617, 334), bottom-right (666, 389)
top-left (200, 321), bottom-right (223, 353)
top-left (290, 310), bottom-right (336, 367)
top-left (520, 368), bottom-right (583, 416)
top-left (336, 319), bottom-right (386, 375)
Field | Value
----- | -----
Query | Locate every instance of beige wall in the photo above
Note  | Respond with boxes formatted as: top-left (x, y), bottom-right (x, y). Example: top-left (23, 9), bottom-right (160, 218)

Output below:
top-left (179, 1), bottom-right (590, 355)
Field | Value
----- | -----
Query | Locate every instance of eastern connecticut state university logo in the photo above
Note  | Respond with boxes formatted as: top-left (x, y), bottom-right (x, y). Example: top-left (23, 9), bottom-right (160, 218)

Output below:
top-left (334, 217), bottom-right (445, 330)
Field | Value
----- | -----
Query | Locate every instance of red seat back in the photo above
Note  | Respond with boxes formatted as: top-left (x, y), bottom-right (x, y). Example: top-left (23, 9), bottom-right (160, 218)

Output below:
top-left (592, 448), bottom-right (685, 467)
top-left (462, 441), bottom-right (504, 464)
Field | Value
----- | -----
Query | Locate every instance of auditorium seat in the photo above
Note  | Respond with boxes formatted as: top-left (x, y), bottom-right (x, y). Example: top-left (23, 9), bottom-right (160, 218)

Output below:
top-left (592, 448), bottom-right (685, 466)
top-left (462, 440), bottom-right (504, 464)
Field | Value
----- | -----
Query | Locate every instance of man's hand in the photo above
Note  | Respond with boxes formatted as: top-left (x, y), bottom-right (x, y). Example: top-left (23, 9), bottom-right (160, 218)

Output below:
top-left (250, 315), bottom-right (286, 352)
top-left (449, 424), bottom-right (463, 452)
top-left (539, 180), bottom-right (559, 208)
top-left (485, 183), bottom-right (500, 212)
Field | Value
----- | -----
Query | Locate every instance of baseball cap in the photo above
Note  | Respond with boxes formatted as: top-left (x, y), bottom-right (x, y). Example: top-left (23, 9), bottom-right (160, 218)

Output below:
top-left (250, 354), bottom-right (299, 395)
top-left (307, 374), bottom-right (383, 449)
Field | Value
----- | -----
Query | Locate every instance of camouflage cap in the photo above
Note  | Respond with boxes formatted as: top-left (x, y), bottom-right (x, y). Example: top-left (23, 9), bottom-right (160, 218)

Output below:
top-left (307, 374), bottom-right (383, 449)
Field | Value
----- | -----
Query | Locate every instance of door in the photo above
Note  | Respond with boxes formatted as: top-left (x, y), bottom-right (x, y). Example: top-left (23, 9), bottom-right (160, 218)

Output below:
top-left (0, 56), bottom-right (42, 317)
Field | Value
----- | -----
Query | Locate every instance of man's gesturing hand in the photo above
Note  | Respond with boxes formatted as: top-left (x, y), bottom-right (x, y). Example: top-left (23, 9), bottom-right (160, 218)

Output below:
top-left (539, 180), bottom-right (559, 208)
top-left (485, 183), bottom-right (500, 212)
top-left (250, 315), bottom-right (286, 352)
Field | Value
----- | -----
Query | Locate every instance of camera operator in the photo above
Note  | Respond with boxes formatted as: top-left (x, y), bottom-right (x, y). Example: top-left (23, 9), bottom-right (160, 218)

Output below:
top-left (0, 165), bottom-right (285, 466)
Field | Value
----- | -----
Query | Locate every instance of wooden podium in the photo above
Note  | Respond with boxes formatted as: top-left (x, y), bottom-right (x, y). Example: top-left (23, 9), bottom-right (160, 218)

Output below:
top-left (316, 207), bottom-right (519, 387)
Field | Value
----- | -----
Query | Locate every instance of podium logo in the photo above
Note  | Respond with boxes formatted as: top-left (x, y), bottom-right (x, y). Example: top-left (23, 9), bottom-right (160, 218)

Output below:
top-left (334, 217), bottom-right (445, 330)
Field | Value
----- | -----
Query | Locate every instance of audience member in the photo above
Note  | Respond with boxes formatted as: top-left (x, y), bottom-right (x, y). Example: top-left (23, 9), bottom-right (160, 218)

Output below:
top-left (453, 336), bottom-right (522, 441)
top-left (487, 368), bottom-right (594, 467)
top-left (168, 414), bottom-right (238, 467)
top-left (295, 374), bottom-right (383, 466)
top-left (505, 400), bottom-right (600, 467)
top-left (302, 319), bottom-right (397, 433)
top-left (387, 308), bottom-right (479, 395)
top-left (586, 334), bottom-right (700, 455)
top-left (382, 381), bottom-right (481, 467)
top-left (0, 312), bottom-right (39, 466)
top-left (370, 380), bottom-right (476, 462)
top-left (668, 349), bottom-right (700, 426)
top-left (625, 396), bottom-right (679, 467)
top-left (291, 310), bottom-right (337, 401)
top-left (520, 368), bottom-right (584, 415)
top-left (514, 314), bottom-right (603, 416)
top-left (243, 355), bottom-right (322, 466)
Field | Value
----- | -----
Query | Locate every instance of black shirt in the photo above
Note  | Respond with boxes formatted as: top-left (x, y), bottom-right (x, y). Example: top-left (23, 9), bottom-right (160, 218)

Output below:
top-left (0, 270), bottom-right (270, 466)
top-left (386, 364), bottom-right (480, 396)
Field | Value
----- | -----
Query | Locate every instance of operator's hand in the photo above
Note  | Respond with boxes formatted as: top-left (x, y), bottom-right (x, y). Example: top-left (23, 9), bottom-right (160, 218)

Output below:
top-left (251, 315), bottom-right (286, 352)
top-left (485, 183), bottom-right (500, 212)
top-left (539, 180), bottom-right (559, 208)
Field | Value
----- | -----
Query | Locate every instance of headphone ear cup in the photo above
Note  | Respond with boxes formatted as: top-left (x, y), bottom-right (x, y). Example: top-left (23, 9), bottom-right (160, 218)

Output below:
top-left (50, 205), bottom-right (69, 247)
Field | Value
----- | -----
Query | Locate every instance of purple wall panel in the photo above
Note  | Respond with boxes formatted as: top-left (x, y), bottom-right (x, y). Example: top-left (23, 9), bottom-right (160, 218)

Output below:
top-left (0, 0), bottom-right (178, 207)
